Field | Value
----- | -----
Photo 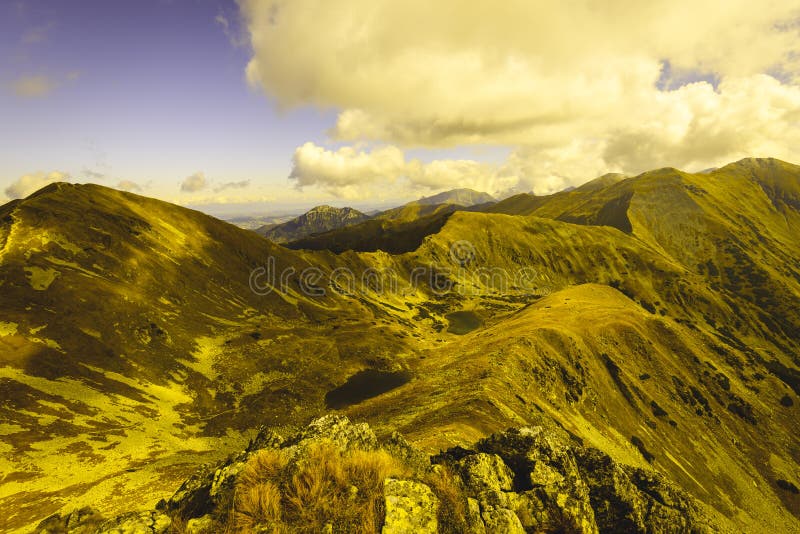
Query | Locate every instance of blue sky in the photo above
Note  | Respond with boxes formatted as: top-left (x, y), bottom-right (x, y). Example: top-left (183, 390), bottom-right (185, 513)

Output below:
top-left (2, 1), bottom-right (799, 216)
top-left (0, 0), bottom-right (356, 212)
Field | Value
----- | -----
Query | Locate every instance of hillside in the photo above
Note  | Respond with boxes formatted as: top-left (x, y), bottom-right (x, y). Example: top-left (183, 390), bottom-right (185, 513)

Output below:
top-left (287, 205), bottom-right (457, 254)
top-left (416, 188), bottom-right (495, 207)
top-left (256, 205), bottom-right (368, 243)
top-left (0, 184), bottom-right (425, 531)
top-left (2, 159), bottom-right (800, 532)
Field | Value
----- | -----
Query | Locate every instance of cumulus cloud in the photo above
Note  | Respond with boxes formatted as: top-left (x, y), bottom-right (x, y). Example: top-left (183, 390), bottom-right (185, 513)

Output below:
top-left (240, 0), bottom-right (800, 191)
top-left (214, 179), bottom-right (251, 192)
top-left (180, 172), bottom-right (209, 192)
top-left (290, 142), bottom-right (519, 198)
top-left (11, 75), bottom-right (58, 98)
top-left (5, 171), bottom-right (71, 199)
top-left (116, 180), bottom-right (142, 192)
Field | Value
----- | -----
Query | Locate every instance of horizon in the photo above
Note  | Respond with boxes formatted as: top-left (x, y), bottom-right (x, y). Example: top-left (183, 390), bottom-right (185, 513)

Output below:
top-left (2, 1), bottom-right (799, 216)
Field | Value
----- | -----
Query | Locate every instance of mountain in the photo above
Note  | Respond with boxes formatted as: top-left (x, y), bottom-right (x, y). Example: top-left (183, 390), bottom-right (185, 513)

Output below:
top-left (0, 184), bottom-right (418, 531)
top-left (2, 158), bottom-right (800, 532)
top-left (225, 214), bottom-right (296, 230)
top-left (286, 206), bottom-right (456, 254)
top-left (256, 205), bottom-right (368, 243)
top-left (416, 188), bottom-right (495, 207)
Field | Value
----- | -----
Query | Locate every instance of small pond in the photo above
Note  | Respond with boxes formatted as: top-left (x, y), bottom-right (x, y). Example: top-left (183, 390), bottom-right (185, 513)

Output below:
top-left (325, 369), bottom-right (412, 409)
top-left (445, 310), bottom-right (483, 335)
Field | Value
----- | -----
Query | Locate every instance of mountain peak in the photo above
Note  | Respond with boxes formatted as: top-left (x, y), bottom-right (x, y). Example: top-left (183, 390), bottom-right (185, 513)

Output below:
top-left (416, 188), bottom-right (495, 207)
top-left (258, 204), bottom-right (368, 243)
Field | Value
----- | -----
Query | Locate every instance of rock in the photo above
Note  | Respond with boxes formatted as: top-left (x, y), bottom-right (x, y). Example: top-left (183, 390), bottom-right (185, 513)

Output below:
top-left (36, 506), bottom-right (104, 533)
top-left (287, 413), bottom-right (378, 453)
top-left (382, 478), bottom-right (438, 534)
top-left (71, 416), bottom-right (722, 534)
top-left (157, 462), bottom-right (216, 517)
top-left (247, 427), bottom-right (285, 453)
top-left (96, 511), bottom-right (171, 534)
top-left (458, 453), bottom-right (514, 494)
top-left (210, 460), bottom-right (245, 498)
top-left (575, 448), bottom-right (707, 533)
top-left (479, 505), bottom-right (526, 534)
top-left (185, 514), bottom-right (214, 533)
top-left (466, 498), bottom-right (486, 534)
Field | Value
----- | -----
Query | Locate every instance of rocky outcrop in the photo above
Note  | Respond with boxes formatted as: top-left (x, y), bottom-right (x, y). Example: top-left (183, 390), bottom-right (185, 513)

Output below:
top-left (382, 478), bottom-right (439, 533)
top-left (38, 416), bottom-right (722, 533)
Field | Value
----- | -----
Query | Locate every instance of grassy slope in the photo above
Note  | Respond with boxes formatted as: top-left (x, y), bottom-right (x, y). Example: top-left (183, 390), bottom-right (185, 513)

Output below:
top-left (0, 184), bottom-right (428, 531)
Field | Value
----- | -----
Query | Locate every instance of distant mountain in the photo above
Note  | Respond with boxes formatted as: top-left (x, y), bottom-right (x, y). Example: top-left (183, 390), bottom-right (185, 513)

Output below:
top-left (286, 207), bottom-right (455, 254)
top-left (256, 204), bottom-right (368, 243)
top-left (416, 188), bottom-right (495, 207)
top-left (225, 214), bottom-right (296, 230)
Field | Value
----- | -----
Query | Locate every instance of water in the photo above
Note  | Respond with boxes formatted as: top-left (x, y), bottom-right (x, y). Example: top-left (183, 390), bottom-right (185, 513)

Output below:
top-left (325, 369), bottom-right (411, 409)
top-left (445, 310), bottom-right (482, 335)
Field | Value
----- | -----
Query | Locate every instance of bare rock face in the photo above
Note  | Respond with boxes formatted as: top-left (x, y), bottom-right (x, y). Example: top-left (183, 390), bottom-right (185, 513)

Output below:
top-left (39, 416), bottom-right (723, 533)
top-left (382, 478), bottom-right (439, 534)
top-left (96, 511), bottom-right (171, 534)
top-left (34, 507), bottom-right (104, 534)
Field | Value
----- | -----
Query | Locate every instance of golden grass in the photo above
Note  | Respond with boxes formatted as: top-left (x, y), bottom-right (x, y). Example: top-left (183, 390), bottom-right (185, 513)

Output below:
top-left (424, 465), bottom-right (469, 534)
top-left (228, 442), bottom-right (413, 534)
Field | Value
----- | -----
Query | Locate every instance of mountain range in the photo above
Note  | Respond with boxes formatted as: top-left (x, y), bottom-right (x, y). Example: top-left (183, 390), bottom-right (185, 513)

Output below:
top-left (1, 158), bottom-right (799, 532)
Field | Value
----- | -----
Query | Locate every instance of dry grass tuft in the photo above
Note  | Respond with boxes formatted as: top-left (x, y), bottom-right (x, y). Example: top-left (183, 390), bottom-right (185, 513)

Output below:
top-left (425, 464), bottom-right (470, 534)
top-left (229, 441), bottom-right (411, 533)
top-left (233, 481), bottom-right (283, 532)
top-left (238, 448), bottom-right (289, 489)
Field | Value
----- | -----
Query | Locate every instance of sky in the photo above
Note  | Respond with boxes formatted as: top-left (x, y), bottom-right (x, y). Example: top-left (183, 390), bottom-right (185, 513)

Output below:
top-left (2, 1), bottom-right (800, 216)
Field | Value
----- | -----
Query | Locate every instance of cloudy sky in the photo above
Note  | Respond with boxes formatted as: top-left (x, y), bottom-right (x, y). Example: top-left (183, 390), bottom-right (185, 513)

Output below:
top-left (2, 1), bottom-right (799, 215)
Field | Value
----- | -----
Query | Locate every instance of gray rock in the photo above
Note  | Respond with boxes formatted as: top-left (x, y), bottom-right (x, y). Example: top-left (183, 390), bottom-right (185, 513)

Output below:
top-left (97, 511), bottom-right (171, 534)
top-left (458, 453), bottom-right (514, 494)
top-left (36, 507), bottom-right (104, 534)
top-left (480, 505), bottom-right (526, 534)
top-left (466, 497), bottom-right (486, 534)
top-left (185, 514), bottom-right (214, 533)
top-left (382, 478), bottom-right (438, 534)
top-left (288, 414), bottom-right (378, 453)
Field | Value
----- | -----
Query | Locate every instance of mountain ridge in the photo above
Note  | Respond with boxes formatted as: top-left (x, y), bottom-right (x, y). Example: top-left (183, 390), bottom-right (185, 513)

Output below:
top-left (1, 158), bottom-right (799, 532)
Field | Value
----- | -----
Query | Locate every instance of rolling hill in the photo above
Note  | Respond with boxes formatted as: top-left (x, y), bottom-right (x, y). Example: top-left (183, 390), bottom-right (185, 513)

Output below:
top-left (2, 158), bottom-right (800, 532)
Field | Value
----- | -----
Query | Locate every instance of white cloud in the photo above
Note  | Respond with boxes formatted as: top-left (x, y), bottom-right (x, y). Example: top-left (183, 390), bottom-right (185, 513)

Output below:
top-left (117, 180), bottom-right (142, 192)
top-left (239, 0), bottom-right (800, 192)
top-left (290, 142), bottom-right (520, 198)
top-left (180, 172), bottom-right (209, 192)
top-left (5, 171), bottom-right (71, 199)
top-left (290, 143), bottom-right (406, 189)
top-left (214, 179), bottom-right (251, 193)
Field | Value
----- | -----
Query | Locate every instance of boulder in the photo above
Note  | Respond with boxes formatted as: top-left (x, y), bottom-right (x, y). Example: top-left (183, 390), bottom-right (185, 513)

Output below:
top-left (382, 478), bottom-right (438, 534)
top-left (96, 511), bottom-right (171, 534)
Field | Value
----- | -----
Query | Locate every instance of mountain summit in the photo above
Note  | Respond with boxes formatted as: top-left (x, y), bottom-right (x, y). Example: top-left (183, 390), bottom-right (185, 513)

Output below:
top-left (416, 188), bottom-right (495, 207)
top-left (257, 204), bottom-right (368, 243)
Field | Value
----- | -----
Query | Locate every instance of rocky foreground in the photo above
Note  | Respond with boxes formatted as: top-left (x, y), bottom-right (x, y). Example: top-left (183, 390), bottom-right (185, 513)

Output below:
top-left (37, 415), bottom-right (727, 533)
